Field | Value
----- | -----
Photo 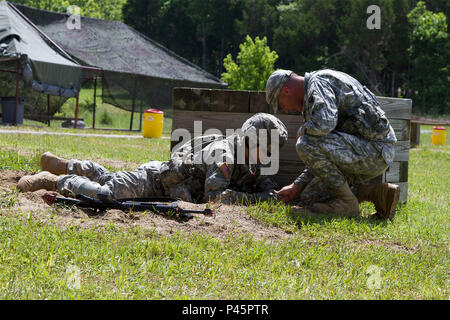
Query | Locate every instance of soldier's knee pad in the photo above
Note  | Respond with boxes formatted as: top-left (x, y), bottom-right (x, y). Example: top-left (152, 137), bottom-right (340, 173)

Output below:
top-left (72, 180), bottom-right (113, 200)
top-left (97, 185), bottom-right (113, 200)
top-left (69, 179), bottom-right (102, 198)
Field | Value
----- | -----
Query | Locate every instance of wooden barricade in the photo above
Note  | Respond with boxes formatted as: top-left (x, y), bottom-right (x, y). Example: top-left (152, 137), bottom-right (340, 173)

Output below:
top-left (172, 88), bottom-right (412, 203)
top-left (410, 118), bottom-right (450, 147)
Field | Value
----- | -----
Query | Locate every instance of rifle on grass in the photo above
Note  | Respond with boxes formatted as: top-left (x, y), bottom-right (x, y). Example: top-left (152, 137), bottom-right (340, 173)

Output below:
top-left (42, 193), bottom-right (214, 221)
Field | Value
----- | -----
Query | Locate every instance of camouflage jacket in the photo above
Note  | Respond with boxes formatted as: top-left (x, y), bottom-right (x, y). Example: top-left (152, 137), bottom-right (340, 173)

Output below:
top-left (294, 69), bottom-right (397, 187)
top-left (159, 134), bottom-right (278, 203)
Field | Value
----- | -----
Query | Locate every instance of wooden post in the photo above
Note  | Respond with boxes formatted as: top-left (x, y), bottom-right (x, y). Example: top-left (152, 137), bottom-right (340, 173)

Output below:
top-left (93, 77), bottom-right (97, 129)
top-left (14, 60), bottom-right (20, 126)
top-left (47, 95), bottom-right (51, 126)
top-left (410, 122), bottom-right (420, 148)
top-left (74, 95), bottom-right (79, 129)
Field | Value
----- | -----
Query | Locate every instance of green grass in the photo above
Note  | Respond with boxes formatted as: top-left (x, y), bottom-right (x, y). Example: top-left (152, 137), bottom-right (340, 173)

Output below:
top-left (21, 86), bottom-right (173, 135)
top-left (0, 128), bottom-right (448, 299)
top-left (0, 131), bottom-right (170, 171)
top-left (0, 214), bottom-right (445, 299)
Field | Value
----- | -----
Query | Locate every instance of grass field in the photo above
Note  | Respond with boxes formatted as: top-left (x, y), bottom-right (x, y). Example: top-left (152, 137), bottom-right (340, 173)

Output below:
top-left (21, 86), bottom-right (173, 136)
top-left (0, 125), bottom-right (448, 299)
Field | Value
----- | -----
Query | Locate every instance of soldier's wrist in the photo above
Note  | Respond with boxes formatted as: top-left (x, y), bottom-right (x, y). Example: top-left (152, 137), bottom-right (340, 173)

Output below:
top-left (293, 180), bottom-right (306, 193)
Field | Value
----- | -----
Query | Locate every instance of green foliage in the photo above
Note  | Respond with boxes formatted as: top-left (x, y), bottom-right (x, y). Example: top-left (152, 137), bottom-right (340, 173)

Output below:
top-left (407, 1), bottom-right (449, 114)
top-left (234, 0), bottom-right (279, 45)
top-left (99, 110), bottom-right (113, 126)
top-left (121, 0), bottom-right (449, 114)
top-left (124, 0), bottom-right (243, 75)
top-left (12, 0), bottom-right (126, 20)
top-left (408, 1), bottom-right (448, 41)
top-left (221, 35), bottom-right (278, 90)
top-left (273, 0), bottom-right (338, 75)
top-left (12, 0), bottom-right (450, 115)
top-left (122, 0), bottom-right (162, 38)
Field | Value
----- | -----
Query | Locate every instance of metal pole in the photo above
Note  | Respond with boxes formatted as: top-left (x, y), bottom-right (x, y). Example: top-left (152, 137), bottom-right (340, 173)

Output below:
top-left (129, 77), bottom-right (137, 131)
top-left (14, 60), bottom-right (20, 126)
top-left (93, 77), bottom-right (97, 129)
top-left (139, 100), bottom-right (143, 132)
top-left (47, 95), bottom-right (51, 126)
top-left (74, 95), bottom-right (79, 129)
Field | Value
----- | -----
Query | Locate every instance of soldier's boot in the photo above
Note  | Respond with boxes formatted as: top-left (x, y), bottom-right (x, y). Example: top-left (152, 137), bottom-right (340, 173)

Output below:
top-left (357, 183), bottom-right (400, 220)
top-left (311, 182), bottom-right (359, 217)
top-left (17, 171), bottom-right (58, 192)
top-left (40, 152), bottom-right (69, 175)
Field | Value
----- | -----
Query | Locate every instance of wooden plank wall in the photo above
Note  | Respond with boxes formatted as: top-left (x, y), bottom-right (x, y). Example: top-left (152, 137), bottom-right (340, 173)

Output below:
top-left (172, 88), bottom-right (412, 203)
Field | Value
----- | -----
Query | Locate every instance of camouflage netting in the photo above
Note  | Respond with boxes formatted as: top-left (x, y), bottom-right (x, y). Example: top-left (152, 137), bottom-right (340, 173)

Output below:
top-left (15, 2), bottom-right (227, 114)
top-left (0, 68), bottom-right (70, 119)
top-left (0, 1), bottom-right (83, 122)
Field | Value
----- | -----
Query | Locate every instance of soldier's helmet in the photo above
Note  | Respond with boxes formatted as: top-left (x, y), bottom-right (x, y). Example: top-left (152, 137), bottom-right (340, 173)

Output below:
top-left (240, 113), bottom-right (288, 149)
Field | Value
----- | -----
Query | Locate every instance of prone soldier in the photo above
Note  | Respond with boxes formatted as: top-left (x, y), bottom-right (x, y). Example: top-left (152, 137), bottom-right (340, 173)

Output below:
top-left (18, 113), bottom-right (288, 205)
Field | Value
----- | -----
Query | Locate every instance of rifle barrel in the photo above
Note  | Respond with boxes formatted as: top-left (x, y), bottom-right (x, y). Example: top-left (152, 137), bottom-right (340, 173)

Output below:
top-left (43, 193), bottom-right (213, 218)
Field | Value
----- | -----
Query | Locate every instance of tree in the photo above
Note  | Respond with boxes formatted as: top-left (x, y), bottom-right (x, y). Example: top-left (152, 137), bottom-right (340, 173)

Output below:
top-left (384, 0), bottom-right (410, 97)
top-left (273, 0), bottom-right (341, 74)
top-left (125, 0), bottom-right (242, 76)
top-left (122, 0), bottom-right (162, 39)
top-left (333, 0), bottom-right (397, 94)
top-left (183, 0), bottom-right (242, 73)
top-left (221, 35), bottom-right (278, 90)
top-left (407, 1), bottom-right (449, 114)
top-left (235, 0), bottom-right (280, 46)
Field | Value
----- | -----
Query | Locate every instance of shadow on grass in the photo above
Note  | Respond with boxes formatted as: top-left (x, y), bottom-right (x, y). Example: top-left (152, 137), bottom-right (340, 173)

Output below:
top-left (246, 199), bottom-right (391, 233)
top-left (287, 207), bottom-right (390, 228)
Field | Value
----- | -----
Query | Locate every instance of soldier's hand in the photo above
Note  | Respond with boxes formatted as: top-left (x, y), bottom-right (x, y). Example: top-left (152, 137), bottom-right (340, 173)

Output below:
top-left (274, 183), bottom-right (303, 203)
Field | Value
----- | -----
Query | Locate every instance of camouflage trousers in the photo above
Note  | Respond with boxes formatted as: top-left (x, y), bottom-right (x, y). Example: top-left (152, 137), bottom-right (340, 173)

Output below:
top-left (56, 159), bottom-right (166, 199)
top-left (296, 131), bottom-right (393, 205)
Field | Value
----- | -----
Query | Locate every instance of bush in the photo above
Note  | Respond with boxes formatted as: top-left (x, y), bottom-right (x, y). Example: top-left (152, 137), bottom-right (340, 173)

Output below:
top-left (221, 35), bottom-right (278, 90)
top-left (100, 110), bottom-right (113, 125)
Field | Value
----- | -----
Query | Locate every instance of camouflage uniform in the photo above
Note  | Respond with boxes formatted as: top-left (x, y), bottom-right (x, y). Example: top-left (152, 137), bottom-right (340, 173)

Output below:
top-left (293, 69), bottom-right (397, 203)
top-left (57, 113), bottom-right (287, 204)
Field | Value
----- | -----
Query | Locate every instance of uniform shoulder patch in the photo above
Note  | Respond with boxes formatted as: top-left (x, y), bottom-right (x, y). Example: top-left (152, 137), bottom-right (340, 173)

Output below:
top-left (219, 162), bottom-right (231, 179)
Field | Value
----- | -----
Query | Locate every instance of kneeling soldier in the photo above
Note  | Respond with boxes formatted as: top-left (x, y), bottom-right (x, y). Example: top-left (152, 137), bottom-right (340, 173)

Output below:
top-left (266, 69), bottom-right (400, 220)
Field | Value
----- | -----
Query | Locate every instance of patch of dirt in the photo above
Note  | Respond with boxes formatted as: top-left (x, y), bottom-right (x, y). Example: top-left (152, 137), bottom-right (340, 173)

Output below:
top-left (0, 170), bottom-right (291, 242)
top-left (362, 239), bottom-right (419, 254)
top-left (0, 170), bottom-right (28, 191)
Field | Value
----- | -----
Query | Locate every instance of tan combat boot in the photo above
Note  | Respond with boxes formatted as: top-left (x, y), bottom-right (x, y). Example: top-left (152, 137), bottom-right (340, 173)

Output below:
top-left (40, 152), bottom-right (69, 175)
top-left (311, 182), bottom-right (359, 217)
top-left (357, 183), bottom-right (400, 220)
top-left (17, 171), bottom-right (58, 192)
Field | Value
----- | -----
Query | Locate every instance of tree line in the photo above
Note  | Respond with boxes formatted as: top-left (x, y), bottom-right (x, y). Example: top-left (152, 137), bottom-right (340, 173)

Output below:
top-left (11, 0), bottom-right (450, 115)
